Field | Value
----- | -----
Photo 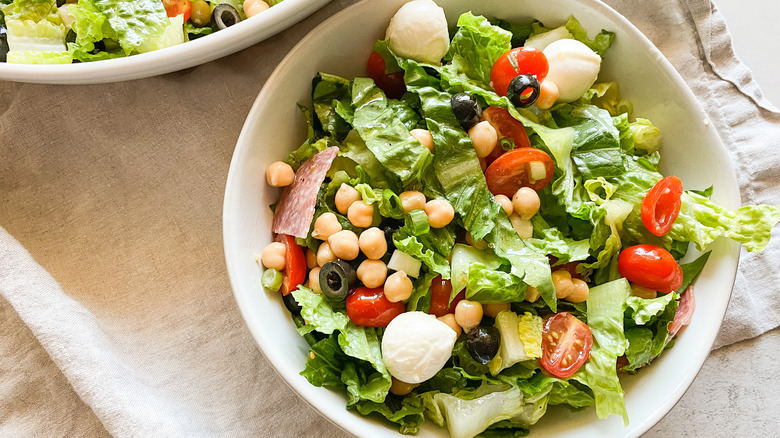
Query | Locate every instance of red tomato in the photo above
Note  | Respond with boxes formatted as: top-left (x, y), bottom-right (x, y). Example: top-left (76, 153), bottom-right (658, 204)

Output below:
top-left (366, 51), bottom-right (406, 99)
top-left (490, 47), bottom-right (548, 97)
top-left (162, 0), bottom-right (192, 22)
top-left (484, 148), bottom-right (555, 196)
top-left (481, 107), bottom-right (531, 165)
top-left (642, 176), bottom-right (683, 237)
top-left (540, 312), bottom-right (593, 379)
top-left (618, 244), bottom-right (683, 293)
top-left (277, 234), bottom-right (306, 296)
top-left (346, 287), bottom-right (406, 327)
top-left (428, 276), bottom-right (465, 317)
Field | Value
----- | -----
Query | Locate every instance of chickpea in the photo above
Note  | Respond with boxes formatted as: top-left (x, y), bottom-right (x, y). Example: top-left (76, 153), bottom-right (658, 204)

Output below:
top-left (327, 230), bottom-right (360, 260)
top-left (348, 201), bottom-right (374, 228)
top-left (357, 259), bottom-right (387, 289)
top-left (243, 0), bottom-right (270, 18)
top-left (425, 198), bottom-right (455, 228)
top-left (465, 231), bottom-right (488, 250)
top-left (358, 227), bottom-right (387, 260)
top-left (311, 212), bottom-right (342, 241)
top-left (390, 377), bottom-right (419, 396)
top-left (384, 270), bottom-right (413, 302)
top-left (509, 214), bottom-right (533, 239)
top-left (525, 286), bottom-right (540, 303)
top-left (410, 128), bottom-right (434, 151)
top-left (512, 187), bottom-right (540, 220)
top-left (190, 0), bottom-right (213, 27)
top-left (535, 80), bottom-right (560, 110)
top-left (437, 314), bottom-right (462, 337)
top-left (566, 278), bottom-right (589, 303)
top-left (305, 248), bottom-right (317, 269)
top-left (631, 284), bottom-right (657, 299)
top-left (454, 300), bottom-right (483, 332)
top-left (468, 121), bottom-right (498, 158)
top-left (551, 270), bottom-right (575, 299)
top-left (335, 184), bottom-right (360, 215)
top-left (308, 267), bottom-right (322, 293)
top-left (494, 194), bottom-right (513, 216)
top-left (261, 242), bottom-right (286, 271)
top-left (399, 191), bottom-right (426, 213)
top-left (265, 161), bottom-right (295, 187)
top-left (483, 302), bottom-right (511, 318)
top-left (316, 242), bottom-right (337, 266)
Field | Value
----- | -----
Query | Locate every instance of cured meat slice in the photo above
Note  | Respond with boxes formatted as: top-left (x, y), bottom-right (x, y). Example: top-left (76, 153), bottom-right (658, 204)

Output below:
top-left (272, 147), bottom-right (339, 238)
top-left (669, 286), bottom-right (696, 337)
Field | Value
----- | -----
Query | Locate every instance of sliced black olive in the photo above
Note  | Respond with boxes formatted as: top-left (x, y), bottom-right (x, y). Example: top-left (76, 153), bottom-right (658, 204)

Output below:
top-left (319, 260), bottom-right (357, 303)
top-left (380, 218), bottom-right (404, 254)
top-left (212, 4), bottom-right (242, 31)
top-left (506, 74), bottom-right (541, 108)
top-left (465, 325), bottom-right (501, 364)
top-left (56, 0), bottom-right (66, 6)
top-left (0, 26), bottom-right (8, 63)
top-left (450, 93), bottom-right (482, 131)
top-left (282, 292), bottom-right (302, 316)
top-left (422, 66), bottom-right (441, 80)
top-left (65, 29), bottom-right (77, 45)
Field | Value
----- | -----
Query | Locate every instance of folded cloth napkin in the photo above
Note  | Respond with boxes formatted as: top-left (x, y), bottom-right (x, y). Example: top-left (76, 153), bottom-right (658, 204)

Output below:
top-left (0, 0), bottom-right (778, 437)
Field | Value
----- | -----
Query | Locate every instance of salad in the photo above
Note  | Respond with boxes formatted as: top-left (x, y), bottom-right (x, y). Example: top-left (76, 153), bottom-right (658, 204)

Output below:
top-left (257, 1), bottom-right (780, 437)
top-left (0, 0), bottom-right (284, 64)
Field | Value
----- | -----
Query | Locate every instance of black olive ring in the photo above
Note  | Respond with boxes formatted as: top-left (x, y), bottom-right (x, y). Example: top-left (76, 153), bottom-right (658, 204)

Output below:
top-left (507, 74), bottom-right (542, 108)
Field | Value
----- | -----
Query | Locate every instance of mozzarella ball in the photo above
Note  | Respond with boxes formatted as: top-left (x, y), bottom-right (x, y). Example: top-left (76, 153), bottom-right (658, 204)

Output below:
top-left (382, 311), bottom-right (457, 384)
top-left (410, 128), bottom-right (435, 151)
top-left (543, 39), bottom-right (602, 102)
top-left (385, 0), bottom-right (449, 64)
top-left (261, 242), bottom-right (286, 271)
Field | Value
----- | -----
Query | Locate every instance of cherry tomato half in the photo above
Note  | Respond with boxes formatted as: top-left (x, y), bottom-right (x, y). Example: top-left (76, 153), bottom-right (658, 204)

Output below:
top-left (277, 234), bottom-right (306, 296)
top-left (162, 0), bottom-right (192, 22)
top-left (428, 276), bottom-right (465, 317)
top-left (540, 312), bottom-right (593, 379)
top-left (484, 148), bottom-right (555, 196)
top-left (481, 106), bottom-right (532, 165)
top-left (641, 176), bottom-right (683, 237)
top-left (367, 51), bottom-right (406, 99)
top-left (346, 287), bottom-right (406, 327)
top-left (618, 244), bottom-right (683, 293)
top-left (490, 47), bottom-right (548, 97)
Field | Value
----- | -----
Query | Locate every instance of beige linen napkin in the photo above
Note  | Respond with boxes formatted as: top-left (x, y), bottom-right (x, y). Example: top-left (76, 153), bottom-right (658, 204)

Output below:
top-left (0, 0), bottom-right (778, 437)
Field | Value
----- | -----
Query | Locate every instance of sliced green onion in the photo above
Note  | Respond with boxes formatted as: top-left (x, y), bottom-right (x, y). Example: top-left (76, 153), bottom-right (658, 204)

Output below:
top-left (261, 268), bottom-right (283, 291)
top-left (407, 209), bottom-right (430, 235)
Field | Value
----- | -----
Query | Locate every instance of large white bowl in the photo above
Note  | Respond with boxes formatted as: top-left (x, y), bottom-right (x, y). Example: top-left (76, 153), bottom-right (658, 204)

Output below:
top-left (0, 0), bottom-right (331, 84)
top-left (224, 0), bottom-right (741, 436)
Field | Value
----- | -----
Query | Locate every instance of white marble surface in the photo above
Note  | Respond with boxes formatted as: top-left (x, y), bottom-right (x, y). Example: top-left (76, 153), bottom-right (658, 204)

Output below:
top-left (645, 1), bottom-right (780, 436)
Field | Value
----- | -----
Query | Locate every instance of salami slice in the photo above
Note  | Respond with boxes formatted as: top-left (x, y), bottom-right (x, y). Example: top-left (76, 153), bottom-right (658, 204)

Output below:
top-left (272, 147), bottom-right (339, 238)
top-left (669, 286), bottom-right (696, 337)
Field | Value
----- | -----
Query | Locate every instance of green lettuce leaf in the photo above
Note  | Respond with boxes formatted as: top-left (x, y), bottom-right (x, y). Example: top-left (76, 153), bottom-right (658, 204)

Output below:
top-left (292, 287), bottom-right (349, 335)
top-left (339, 322), bottom-right (392, 404)
top-left (465, 262), bottom-right (526, 304)
top-left (91, 0), bottom-right (172, 54)
top-left (353, 394), bottom-right (426, 435)
top-left (449, 244), bottom-right (503, 296)
top-left (488, 311), bottom-right (543, 375)
top-left (2, 0), bottom-right (70, 63)
top-left (447, 12), bottom-right (512, 87)
top-left (575, 278), bottom-right (630, 424)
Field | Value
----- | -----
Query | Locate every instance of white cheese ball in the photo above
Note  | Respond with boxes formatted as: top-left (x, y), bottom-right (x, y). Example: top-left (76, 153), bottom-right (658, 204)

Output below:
top-left (381, 311), bottom-right (457, 384)
top-left (385, 0), bottom-right (449, 65)
top-left (543, 39), bottom-right (602, 102)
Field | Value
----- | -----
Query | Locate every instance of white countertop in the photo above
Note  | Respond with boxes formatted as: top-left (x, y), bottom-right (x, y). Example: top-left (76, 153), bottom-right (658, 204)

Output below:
top-left (645, 1), bottom-right (780, 435)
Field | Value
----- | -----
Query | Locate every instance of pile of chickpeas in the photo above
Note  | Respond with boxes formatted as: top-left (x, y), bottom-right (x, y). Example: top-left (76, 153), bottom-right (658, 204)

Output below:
top-left (262, 155), bottom-right (458, 303)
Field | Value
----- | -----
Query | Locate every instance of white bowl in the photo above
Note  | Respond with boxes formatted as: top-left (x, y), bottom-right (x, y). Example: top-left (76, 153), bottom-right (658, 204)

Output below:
top-left (224, 0), bottom-right (741, 436)
top-left (0, 0), bottom-right (331, 84)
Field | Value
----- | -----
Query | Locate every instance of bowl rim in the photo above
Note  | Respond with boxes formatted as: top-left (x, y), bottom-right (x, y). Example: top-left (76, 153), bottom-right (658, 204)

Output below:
top-left (223, 0), bottom-right (740, 436)
top-left (0, 0), bottom-right (332, 84)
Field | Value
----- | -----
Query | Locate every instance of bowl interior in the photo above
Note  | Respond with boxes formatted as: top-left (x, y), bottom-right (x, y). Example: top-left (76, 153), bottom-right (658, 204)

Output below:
top-left (0, 0), bottom-right (331, 84)
top-left (224, 0), bottom-right (740, 436)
